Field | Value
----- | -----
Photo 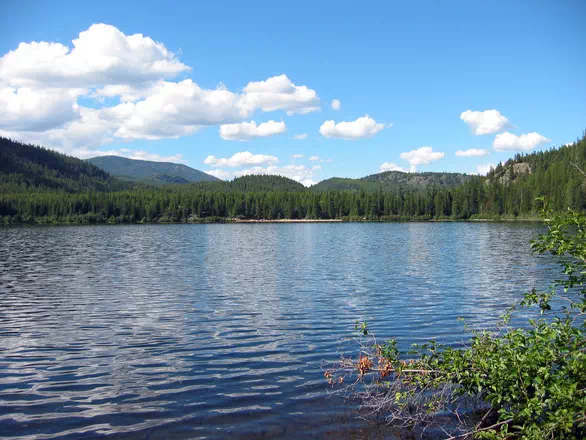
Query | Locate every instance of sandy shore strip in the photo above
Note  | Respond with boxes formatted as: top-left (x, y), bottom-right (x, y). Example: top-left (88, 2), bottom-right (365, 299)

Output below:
top-left (231, 218), bottom-right (343, 223)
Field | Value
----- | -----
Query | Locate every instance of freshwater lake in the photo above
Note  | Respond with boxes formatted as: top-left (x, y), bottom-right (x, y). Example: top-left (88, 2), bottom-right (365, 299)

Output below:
top-left (0, 223), bottom-right (557, 439)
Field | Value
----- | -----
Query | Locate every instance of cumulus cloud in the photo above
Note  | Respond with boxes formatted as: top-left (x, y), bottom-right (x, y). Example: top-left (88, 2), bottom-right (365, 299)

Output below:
top-left (493, 132), bottom-right (550, 151)
top-left (319, 115), bottom-right (388, 140)
top-left (219, 120), bottom-right (286, 141)
top-left (291, 153), bottom-right (304, 159)
top-left (95, 75), bottom-right (316, 141)
top-left (400, 146), bottom-right (444, 172)
top-left (475, 163), bottom-right (496, 175)
top-left (455, 148), bottom-right (490, 157)
top-left (331, 99), bottom-right (341, 111)
top-left (0, 23), bottom-right (189, 88)
top-left (206, 169), bottom-right (231, 180)
top-left (203, 151), bottom-right (279, 168)
top-left (234, 164), bottom-right (319, 187)
top-left (102, 80), bottom-right (247, 140)
top-left (0, 24), bottom-right (322, 151)
top-left (293, 133), bottom-right (308, 140)
top-left (0, 107), bottom-right (113, 152)
top-left (379, 162), bottom-right (406, 172)
top-left (309, 155), bottom-right (320, 161)
top-left (92, 83), bottom-right (159, 102)
top-left (460, 109), bottom-right (510, 135)
top-left (0, 86), bottom-right (81, 131)
top-left (240, 74), bottom-right (320, 115)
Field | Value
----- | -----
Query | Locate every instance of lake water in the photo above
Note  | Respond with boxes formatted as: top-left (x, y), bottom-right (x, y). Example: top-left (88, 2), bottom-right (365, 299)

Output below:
top-left (0, 223), bottom-right (557, 439)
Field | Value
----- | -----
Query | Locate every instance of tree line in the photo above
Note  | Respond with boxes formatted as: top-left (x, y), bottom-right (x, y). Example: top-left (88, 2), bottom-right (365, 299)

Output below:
top-left (0, 132), bottom-right (584, 224)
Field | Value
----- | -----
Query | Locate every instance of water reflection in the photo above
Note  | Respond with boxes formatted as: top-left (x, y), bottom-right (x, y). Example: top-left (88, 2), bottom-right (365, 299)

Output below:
top-left (0, 223), bottom-right (556, 439)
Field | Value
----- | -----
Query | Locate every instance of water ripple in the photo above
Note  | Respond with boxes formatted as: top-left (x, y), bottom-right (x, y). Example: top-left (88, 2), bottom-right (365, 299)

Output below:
top-left (0, 223), bottom-right (556, 439)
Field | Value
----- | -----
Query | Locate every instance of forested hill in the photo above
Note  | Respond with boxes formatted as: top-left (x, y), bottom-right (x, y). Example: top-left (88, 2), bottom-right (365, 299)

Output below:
top-left (364, 170), bottom-right (471, 189)
top-left (482, 134), bottom-right (586, 212)
top-left (0, 137), bottom-right (128, 193)
top-left (1, 132), bottom-right (585, 224)
top-left (228, 175), bottom-right (306, 192)
top-left (172, 175), bottom-right (308, 193)
top-left (312, 171), bottom-right (471, 192)
top-left (87, 156), bottom-right (220, 186)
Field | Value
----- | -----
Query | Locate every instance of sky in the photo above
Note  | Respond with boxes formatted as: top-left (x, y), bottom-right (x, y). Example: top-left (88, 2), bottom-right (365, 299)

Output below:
top-left (1, 0), bottom-right (585, 185)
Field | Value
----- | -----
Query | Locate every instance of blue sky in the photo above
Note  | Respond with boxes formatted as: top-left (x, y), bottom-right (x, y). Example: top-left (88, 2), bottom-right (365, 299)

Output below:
top-left (1, 0), bottom-right (585, 184)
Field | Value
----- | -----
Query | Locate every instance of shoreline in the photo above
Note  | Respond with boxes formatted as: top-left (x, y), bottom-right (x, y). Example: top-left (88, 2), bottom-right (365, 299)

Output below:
top-left (231, 218), bottom-right (342, 223)
top-left (1, 217), bottom-right (544, 226)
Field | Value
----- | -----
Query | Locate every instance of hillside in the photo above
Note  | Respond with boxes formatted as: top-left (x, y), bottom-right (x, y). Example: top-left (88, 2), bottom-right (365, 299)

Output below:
top-left (173, 175), bottom-right (307, 193)
top-left (363, 170), bottom-right (471, 188)
top-left (2, 133), bottom-right (585, 224)
top-left (0, 137), bottom-right (128, 193)
top-left (88, 156), bottom-right (219, 186)
top-left (312, 170), bottom-right (471, 192)
top-left (479, 132), bottom-right (586, 212)
top-left (228, 175), bottom-right (306, 192)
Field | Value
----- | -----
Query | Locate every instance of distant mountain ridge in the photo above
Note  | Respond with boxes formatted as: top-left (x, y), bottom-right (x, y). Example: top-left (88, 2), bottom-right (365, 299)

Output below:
top-left (2, 133), bottom-right (586, 224)
top-left (0, 137), bottom-right (128, 193)
top-left (312, 170), bottom-right (472, 192)
top-left (87, 156), bottom-right (220, 185)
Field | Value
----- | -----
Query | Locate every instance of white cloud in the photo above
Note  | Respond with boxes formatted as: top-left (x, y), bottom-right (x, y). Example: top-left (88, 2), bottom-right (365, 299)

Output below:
top-left (400, 146), bottom-right (444, 172)
top-left (0, 107), bottom-right (113, 152)
top-left (475, 163), bottom-right (496, 175)
top-left (309, 155), bottom-right (320, 161)
top-left (102, 80), bottom-right (246, 140)
top-left (92, 83), bottom-right (159, 102)
top-left (240, 74), bottom-right (320, 115)
top-left (0, 24), bottom-right (189, 89)
top-left (319, 115), bottom-right (388, 140)
top-left (291, 153), bottom-right (304, 159)
top-left (293, 133), bottom-right (308, 140)
top-left (203, 151), bottom-right (279, 168)
top-left (455, 148), bottom-right (490, 157)
top-left (493, 132), bottom-right (550, 151)
top-left (0, 24), bottom-right (322, 150)
top-left (206, 169), bottom-right (231, 180)
top-left (460, 109), bottom-right (510, 135)
top-left (86, 75), bottom-right (317, 141)
top-left (379, 162), bottom-right (406, 172)
top-left (0, 86), bottom-right (80, 131)
top-left (234, 164), bottom-right (320, 187)
top-left (219, 120), bottom-right (286, 141)
top-left (331, 99), bottom-right (341, 111)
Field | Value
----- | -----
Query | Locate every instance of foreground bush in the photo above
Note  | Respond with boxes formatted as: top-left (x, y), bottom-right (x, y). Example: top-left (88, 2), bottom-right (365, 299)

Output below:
top-left (327, 206), bottom-right (585, 439)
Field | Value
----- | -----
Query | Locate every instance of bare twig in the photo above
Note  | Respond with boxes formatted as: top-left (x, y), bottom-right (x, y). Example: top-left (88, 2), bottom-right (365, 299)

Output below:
top-left (445, 418), bottom-right (514, 439)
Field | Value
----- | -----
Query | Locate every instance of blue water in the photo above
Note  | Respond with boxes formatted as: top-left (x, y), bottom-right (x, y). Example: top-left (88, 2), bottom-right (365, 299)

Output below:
top-left (0, 223), bottom-right (556, 439)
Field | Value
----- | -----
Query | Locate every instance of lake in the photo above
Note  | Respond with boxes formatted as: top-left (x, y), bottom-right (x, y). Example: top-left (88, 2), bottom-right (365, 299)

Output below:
top-left (0, 223), bottom-right (557, 439)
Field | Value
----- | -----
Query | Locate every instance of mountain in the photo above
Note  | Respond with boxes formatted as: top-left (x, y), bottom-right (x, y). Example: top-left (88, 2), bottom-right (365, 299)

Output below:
top-left (0, 137), bottom-right (128, 193)
top-left (312, 170), bottom-right (472, 192)
top-left (2, 133), bottom-right (585, 224)
top-left (87, 156), bottom-right (220, 186)
top-left (228, 175), bottom-right (306, 192)
top-left (310, 177), bottom-right (379, 192)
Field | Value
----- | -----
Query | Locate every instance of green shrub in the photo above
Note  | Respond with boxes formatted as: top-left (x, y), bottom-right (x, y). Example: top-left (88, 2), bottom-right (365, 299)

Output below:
top-left (329, 205), bottom-right (586, 439)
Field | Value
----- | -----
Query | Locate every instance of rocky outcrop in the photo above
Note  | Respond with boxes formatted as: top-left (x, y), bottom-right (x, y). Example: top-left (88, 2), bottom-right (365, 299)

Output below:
top-left (495, 162), bottom-right (532, 184)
